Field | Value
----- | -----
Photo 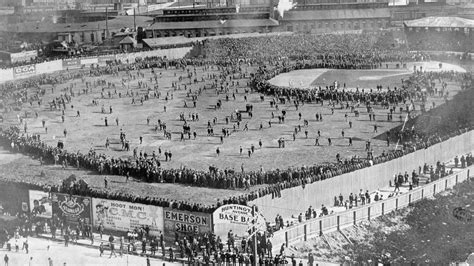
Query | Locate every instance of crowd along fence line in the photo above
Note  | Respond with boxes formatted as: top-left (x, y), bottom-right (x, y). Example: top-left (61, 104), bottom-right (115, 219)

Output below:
top-left (0, 47), bottom-right (193, 83)
top-left (271, 165), bottom-right (473, 250)
top-left (251, 130), bottom-right (474, 220)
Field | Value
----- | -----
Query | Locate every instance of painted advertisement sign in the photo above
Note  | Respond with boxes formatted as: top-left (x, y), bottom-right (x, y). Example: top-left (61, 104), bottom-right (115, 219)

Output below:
top-left (13, 64), bottom-right (36, 77)
top-left (80, 57), bottom-right (98, 66)
top-left (62, 58), bottom-right (81, 69)
top-left (98, 55), bottom-right (115, 64)
top-left (29, 190), bottom-right (52, 219)
top-left (10, 50), bottom-right (38, 64)
top-left (163, 209), bottom-right (211, 238)
top-left (212, 204), bottom-right (266, 240)
top-left (52, 193), bottom-right (92, 224)
top-left (91, 198), bottom-right (164, 236)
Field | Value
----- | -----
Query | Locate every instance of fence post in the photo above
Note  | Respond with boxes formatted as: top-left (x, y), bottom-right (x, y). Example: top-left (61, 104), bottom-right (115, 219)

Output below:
top-left (468, 169), bottom-right (470, 181)
top-left (319, 220), bottom-right (323, 236)
top-left (456, 175), bottom-right (458, 184)
top-left (421, 188), bottom-right (424, 199)
top-left (353, 211), bottom-right (356, 225)
top-left (408, 194), bottom-right (411, 205)
top-left (285, 231), bottom-right (288, 247)
top-left (337, 216), bottom-right (340, 231)
top-left (381, 202), bottom-right (385, 215)
top-left (433, 183), bottom-right (436, 196)
top-left (395, 198), bottom-right (398, 210)
top-left (304, 224), bottom-right (307, 242)
top-left (445, 179), bottom-right (448, 190)
top-left (368, 207), bottom-right (371, 221)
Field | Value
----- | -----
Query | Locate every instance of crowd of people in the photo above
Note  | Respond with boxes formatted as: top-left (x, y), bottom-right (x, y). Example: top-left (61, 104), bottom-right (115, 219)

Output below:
top-left (405, 29), bottom-right (473, 53)
top-left (0, 31), bottom-right (473, 214)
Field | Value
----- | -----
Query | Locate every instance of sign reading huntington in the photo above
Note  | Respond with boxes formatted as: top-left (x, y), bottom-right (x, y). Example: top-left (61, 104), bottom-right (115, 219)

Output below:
top-left (13, 64), bottom-right (36, 77)
top-left (164, 209), bottom-right (211, 237)
top-left (212, 204), bottom-right (266, 240)
top-left (52, 193), bottom-right (92, 224)
top-left (92, 198), bottom-right (164, 236)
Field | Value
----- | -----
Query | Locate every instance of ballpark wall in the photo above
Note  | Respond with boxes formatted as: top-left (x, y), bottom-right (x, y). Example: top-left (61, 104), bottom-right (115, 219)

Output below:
top-left (251, 130), bottom-right (474, 220)
top-left (36, 60), bottom-right (63, 75)
top-left (0, 47), bottom-right (192, 83)
top-left (271, 166), bottom-right (472, 250)
top-left (0, 68), bottom-right (14, 83)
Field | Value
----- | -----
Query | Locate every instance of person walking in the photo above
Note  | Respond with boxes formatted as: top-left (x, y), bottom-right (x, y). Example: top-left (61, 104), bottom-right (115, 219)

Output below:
top-left (99, 242), bottom-right (104, 257)
top-left (4, 254), bottom-right (8, 266)
top-left (109, 242), bottom-right (117, 258)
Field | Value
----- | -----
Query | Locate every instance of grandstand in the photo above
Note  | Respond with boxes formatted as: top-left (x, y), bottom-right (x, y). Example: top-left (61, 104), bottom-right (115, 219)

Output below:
top-left (404, 16), bottom-right (474, 52)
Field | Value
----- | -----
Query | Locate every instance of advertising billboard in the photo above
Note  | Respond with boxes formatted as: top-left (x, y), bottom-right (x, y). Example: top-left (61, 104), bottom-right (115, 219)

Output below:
top-left (163, 209), bottom-right (211, 238)
top-left (29, 190), bottom-right (52, 219)
top-left (13, 64), bottom-right (36, 78)
top-left (62, 58), bottom-right (81, 69)
top-left (10, 50), bottom-right (38, 64)
top-left (98, 55), bottom-right (115, 65)
top-left (91, 198), bottom-right (164, 236)
top-left (212, 204), bottom-right (266, 240)
top-left (52, 193), bottom-right (92, 224)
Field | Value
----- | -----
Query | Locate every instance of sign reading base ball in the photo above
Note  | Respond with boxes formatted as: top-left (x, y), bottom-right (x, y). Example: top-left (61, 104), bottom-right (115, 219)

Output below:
top-left (212, 204), bottom-right (266, 241)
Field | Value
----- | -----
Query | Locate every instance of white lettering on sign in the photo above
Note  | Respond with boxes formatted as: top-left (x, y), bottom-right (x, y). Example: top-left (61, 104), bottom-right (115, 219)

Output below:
top-left (91, 198), bottom-right (163, 235)
top-left (13, 65), bottom-right (35, 75)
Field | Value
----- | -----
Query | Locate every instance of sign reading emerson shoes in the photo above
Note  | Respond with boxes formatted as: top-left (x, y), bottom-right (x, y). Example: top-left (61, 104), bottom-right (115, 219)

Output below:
top-left (163, 209), bottom-right (211, 236)
top-left (51, 193), bottom-right (92, 224)
top-left (13, 64), bottom-right (36, 77)
top-left (91, 198), bottom-right (164, 236)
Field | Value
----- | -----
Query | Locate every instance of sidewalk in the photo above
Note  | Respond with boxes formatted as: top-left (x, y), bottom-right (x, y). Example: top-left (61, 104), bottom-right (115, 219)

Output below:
top-left (27, 231), bottom-right (187, 264)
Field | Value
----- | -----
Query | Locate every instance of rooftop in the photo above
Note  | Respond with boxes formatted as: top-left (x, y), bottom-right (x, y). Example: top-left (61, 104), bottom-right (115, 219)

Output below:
top-left (147, 18), bottom-right (278, 30)
top-left (404, 16), bottom-right (474, 28)
top-left (1, 16), bottom-right (153, 33)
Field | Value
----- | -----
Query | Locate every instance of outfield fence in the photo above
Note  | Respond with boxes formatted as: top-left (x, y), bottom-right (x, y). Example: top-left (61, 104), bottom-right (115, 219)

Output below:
top-left (251, 130), bottom-right (474, 220)
top-left (0, 47), bottom-right (192, 83)
top-left (271, 165), bottom-right (472, 249)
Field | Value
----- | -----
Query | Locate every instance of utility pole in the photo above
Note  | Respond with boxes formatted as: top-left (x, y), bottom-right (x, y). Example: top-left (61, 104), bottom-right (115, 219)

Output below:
top-left (105, 7), bottom-right (108, 39)
top-left (133, 7), bottom-right (136, 31)
top-left (252, 205), bottom-right (258, 266)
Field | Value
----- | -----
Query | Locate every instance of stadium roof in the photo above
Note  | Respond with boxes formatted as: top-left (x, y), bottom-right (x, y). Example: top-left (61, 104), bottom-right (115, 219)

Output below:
top-left (142, 37), bottom-right (192, 47)
top-left (0, 16), bottom-right (153, 33)
top-left (282, 8), bottom-right (389, 21)
top-left (404, 16), bottom-right (474, 28)
top-left (147, 19), bottom-right (279, 30)
top-left (119, 36), bottom-right (136, 44)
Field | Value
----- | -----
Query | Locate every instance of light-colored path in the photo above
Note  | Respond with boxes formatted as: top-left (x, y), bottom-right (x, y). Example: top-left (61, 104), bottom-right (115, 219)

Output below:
top-left (268, 61), bottom-right (466, 90)
top-left (268, 69), bottom-right (328, 88)
top-left (1, 237), bottom-right (179, 266)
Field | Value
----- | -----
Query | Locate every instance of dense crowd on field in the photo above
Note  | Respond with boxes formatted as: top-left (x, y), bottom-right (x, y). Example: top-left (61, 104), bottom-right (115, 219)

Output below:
top-left (0, 32), bottom-right (473, 213)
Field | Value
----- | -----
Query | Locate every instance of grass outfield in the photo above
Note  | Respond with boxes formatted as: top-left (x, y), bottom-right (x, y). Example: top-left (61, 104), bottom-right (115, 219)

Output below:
top-left (0, 152), bottom-right (253, 205)
top-left (0, 61), bottom-right (464, 204)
